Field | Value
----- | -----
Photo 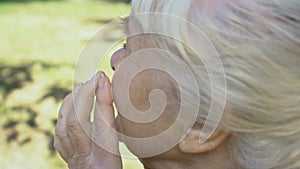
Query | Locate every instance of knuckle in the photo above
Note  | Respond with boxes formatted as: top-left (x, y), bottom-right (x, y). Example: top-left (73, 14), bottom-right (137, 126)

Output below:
top-left (57, 112), bottom-right (64, 122)
top-left (67, 113), bottom-right (79, 127)
top-left (67, 119), bottom-right (82, 133)
top-left (95, 95), bottom-right (105, 104)
top-left (67, 121), bottom-right (79, 131)
top-left (61, 93), bottom-right (73, 106)
top-left (63, 93), bottom-right (72, 102)
top-left (55, 126), bottom-right (62, 136)
top-left (53, 138), bottom-right (60, 150)
top-left (55, 130), bottom-right (67, 139)
top-left (73, 83), bottom-right (83, 93)
top-left (79, 81), bottom-right (96, 97)
top-left (58, 93), bottom-right (73, 117)
top-left (81, 81), bottom-right (92, 90)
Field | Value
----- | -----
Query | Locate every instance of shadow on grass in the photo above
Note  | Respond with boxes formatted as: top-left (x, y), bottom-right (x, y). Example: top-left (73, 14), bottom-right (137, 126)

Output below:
top-left (0, 64), bottom-right (33, 99)
top-left (0, 0), bottom-right (130, 3)
top-left (3, 107), bottom-right (38, 141)
top-left (0, 62), bottom-right (71, 156)
top-left (0, 62), bottom-right (66, 99)
top-left (2, 105), bottom-right (57, 156)
top-left (103, 0), bottom-right (130, 3)
top-left (0, 0), bottom-right (63, 3)
top-left (0, 62), bottom-right (71, 100)
top-left (39, 86), bottom-right (71, 103)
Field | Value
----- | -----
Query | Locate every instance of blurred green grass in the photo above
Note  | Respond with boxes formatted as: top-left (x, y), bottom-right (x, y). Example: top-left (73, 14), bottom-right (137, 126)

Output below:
top-left (0, 1), bottom-right (143, 169)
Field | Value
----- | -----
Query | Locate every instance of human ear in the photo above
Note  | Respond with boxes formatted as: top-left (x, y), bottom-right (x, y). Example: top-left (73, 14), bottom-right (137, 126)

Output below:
top-left (178, 124), bottom-right (229, 153)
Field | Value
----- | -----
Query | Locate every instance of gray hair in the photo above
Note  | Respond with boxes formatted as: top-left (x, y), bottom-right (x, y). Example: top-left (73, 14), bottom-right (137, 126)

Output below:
top-left (130, 0), bottom-right (300, 168)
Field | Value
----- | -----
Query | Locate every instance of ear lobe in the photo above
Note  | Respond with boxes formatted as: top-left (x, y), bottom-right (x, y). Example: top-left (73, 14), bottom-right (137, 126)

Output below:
top-left (179, 127), bottom-right (229, 154)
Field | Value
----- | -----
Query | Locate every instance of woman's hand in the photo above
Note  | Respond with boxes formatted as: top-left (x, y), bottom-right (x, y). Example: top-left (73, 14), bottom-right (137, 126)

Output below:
top-left (54, 71), bottom-right (122, 169)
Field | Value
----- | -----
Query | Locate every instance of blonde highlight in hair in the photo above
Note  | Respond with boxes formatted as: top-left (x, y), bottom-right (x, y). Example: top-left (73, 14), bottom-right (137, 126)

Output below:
top-left (130, 0), bottom-right (300, 168)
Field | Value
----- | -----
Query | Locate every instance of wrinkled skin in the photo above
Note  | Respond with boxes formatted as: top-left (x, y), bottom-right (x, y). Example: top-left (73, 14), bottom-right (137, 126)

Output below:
top-left (53, 72), bottom-right (122, 169)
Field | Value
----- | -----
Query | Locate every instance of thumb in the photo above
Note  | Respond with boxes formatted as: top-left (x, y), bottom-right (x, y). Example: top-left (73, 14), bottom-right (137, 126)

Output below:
top-left (95, 72), bottom-right (115, 127)
top-left (92, 72), bottom-right (119, 156)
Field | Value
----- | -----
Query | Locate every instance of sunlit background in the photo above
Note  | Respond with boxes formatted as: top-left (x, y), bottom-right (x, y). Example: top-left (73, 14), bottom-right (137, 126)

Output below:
top-left (0, 0), bottom-right (143, 168)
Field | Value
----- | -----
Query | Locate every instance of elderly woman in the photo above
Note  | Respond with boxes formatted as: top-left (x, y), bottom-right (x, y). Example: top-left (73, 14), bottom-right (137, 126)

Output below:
top-left (54, 0), bottom-right (300, 169)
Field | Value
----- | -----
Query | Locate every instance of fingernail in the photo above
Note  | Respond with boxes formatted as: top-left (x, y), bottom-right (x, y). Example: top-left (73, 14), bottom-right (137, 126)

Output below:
top-left (73, 83), bottom-right (82, 94)
top-left (91, 71), bottom-right (100, 82)
top-left (99, 71), bottom-right (105, 90)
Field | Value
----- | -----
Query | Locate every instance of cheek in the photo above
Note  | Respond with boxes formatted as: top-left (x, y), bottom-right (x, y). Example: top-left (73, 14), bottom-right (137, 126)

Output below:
top-left (116, 113), bottom-right (179, 157)
top-left (117, 113), bottom-right (186, 160)
top-left (116, 111), bottom-right (176, 138)
top-left (112, 70), bottom-right (180, 139)
top-left (126, 34), bottom-right (150, 53)
top-left (111, 63), bottom-right (183, 157)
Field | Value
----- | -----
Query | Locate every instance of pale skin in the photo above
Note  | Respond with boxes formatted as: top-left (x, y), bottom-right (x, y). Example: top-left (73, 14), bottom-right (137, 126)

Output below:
top-left (54, 1), bottom-right (233, 168)
top-left (54, 72), bottom-right (122, 169)
top-left (54, 36), bottom-right (232, 169)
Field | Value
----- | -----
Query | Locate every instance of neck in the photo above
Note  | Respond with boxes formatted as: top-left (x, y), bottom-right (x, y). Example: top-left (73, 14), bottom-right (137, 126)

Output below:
top-left (139, 138), bottom-right (237, 169)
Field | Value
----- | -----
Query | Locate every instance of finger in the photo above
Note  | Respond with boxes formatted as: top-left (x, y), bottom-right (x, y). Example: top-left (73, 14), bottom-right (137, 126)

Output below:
top-left (56, 84), bottom-right (80, 136)
top-left (92, 72), bottom-right (120, 157)
top-left (75, 72), bottom-right (101, 122)
top-left (54, 88), bottom-right (80, 160)
top-left (96, 72), bottom-right (115, 127)
top-left (54, 137), bottom-right (72, 162)
top-left (67, 72), bottom-right (101, 155)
